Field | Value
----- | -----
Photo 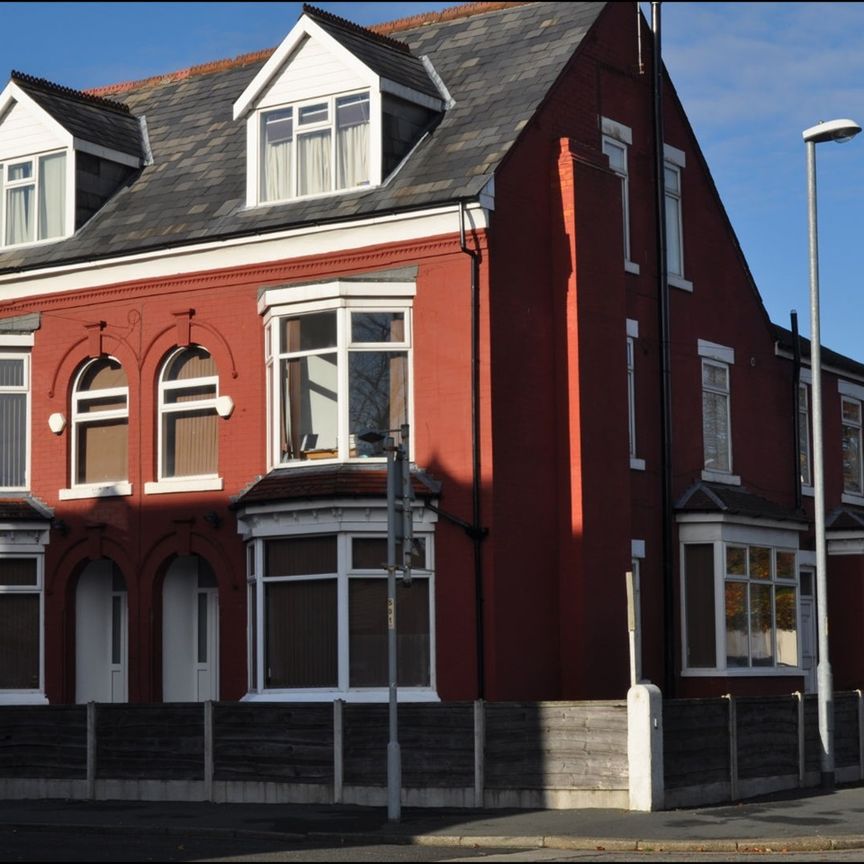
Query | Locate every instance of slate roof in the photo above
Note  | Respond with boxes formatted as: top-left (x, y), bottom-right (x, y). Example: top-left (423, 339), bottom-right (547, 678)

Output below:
top-left (231, 464), bottom-right (442, 509)
top-left (773, 324), bottom-right (864, 382)
top-left (675, 482), bottom-right (806, 525)
top-left (0, 1), bottom-right (604, 274)
top-left (11, 72), bottom-right (144, 162)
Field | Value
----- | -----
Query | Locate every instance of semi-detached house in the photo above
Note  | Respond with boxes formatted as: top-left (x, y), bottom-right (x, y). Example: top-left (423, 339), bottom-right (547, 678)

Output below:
top-left (0, 1), bottom-right (863, 708)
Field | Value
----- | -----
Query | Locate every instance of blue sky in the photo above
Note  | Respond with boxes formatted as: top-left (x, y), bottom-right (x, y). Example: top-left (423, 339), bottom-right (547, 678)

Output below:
top-left (2, 2), bottom-right (863, 359)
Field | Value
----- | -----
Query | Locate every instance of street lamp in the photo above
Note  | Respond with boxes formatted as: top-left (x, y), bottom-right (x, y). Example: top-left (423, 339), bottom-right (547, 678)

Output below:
top-left (803, 117), bottom-right (861, 790)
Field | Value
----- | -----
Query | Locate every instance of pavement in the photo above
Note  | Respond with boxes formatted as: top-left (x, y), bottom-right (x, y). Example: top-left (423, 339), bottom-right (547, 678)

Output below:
top-left (3, 784), bottom-right (864, 854)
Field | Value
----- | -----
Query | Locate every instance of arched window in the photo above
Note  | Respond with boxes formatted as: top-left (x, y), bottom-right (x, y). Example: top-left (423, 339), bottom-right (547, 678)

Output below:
top-left (158, 346), bottom-right (219, 480)
top-left (71, 357), bottom-right (128, 487)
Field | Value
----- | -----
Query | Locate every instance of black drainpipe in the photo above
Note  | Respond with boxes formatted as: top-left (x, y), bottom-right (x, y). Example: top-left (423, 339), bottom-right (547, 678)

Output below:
top-left (791, 311), bottom-right (803, 510)
top-left (651, 2), bottom-right (675, 697)
top-left (458, 199), bottom-right (487, 701)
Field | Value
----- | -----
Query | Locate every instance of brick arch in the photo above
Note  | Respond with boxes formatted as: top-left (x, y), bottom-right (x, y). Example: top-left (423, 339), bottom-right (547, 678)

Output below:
top-left (141, 319), bottom-right (237, 388)
top-left (47, 333), bottom-right (140, 402)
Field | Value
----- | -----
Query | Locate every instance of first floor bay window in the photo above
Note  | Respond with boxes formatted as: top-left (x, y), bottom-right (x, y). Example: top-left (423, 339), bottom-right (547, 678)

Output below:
top-left (245, 528), bottom-right (434, 699)
top-left (681, 521), bottom-right (803, 675)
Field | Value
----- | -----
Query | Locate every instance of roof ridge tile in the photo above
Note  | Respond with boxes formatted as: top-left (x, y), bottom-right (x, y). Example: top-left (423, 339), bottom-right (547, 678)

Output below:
top-left (12, 70), bottom-right (132, 114)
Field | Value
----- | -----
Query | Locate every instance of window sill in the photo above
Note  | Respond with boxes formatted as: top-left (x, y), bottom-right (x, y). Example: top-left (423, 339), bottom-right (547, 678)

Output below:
top-left (681, 667), bottom-right (802, 678)
top-left (624, 259), bottom-right (641, 275)
top-left (802, 484), bottom-right (815, 498)
top-left (630, 457), bottom-right (646, 471)
top-left (59, 482), bottom-right (132, 501)
top-left (668, 274), bottom-right (693, 292)
top-left (701, 470), bottom-right (742, 486)
top-left (0, 691), bottom-right (48, 705)
top-left (241, 688), bottom-right (440, 703)
top-left (842, 492), bottom-right (864, 507)
top-left (145, 477), bottom-right (223, 495)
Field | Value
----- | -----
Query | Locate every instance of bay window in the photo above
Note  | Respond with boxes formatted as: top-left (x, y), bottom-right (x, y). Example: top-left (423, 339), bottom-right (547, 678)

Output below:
top-left (1, 151), bottom-right (67, 247)
top-left (0, 554), bottom-right (46, 702)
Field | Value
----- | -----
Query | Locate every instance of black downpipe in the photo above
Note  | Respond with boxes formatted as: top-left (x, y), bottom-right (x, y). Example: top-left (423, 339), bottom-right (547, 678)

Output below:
top-left (651, 2), bottom-right (676, 697)
top-left (460, 200), bottom-right (486, 700)
top-left (792, 311), bottom-right (802, 510)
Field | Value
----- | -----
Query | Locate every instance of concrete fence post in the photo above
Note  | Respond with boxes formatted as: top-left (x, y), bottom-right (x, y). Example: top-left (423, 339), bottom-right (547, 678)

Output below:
top-left (794, 691), bottom-right (805, 786)
top-left (857, 690), bottom-right (864, 781)
top-left (333, 699), bottom-right (344, 804)
top-left (204, 700), bottom-right (214, 802)
top-left (474, 699), bottom-right (485, 808)
top-left (724, 694), bottom-right (738, 801)
top-left (627, 683), bottom-right (663, 811)
top-left (86, 701), bottom-right (96, 801)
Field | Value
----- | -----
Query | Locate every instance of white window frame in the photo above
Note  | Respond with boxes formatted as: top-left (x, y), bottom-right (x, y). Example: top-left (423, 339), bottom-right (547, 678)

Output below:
top-left (0, 350), bottom-right (31, 492)
top-left (145, 346), bottom-right (223, 495)
top-left (264, 293), bottom-right (414, 470)
top-left (601, 117), bottom-right (639, 275)
top-left (699, 339), bottom-right (739, 485)
top-left (61, 357), bottom-right (132, 501)
top-left (626, 319), bottom-right (644, 470)
top-left (679, 520), bottom-right (802, 676)
top-left (240, 502), bottom-right (438, 702)
top-left (0, 148), bottom-right (71, 249)
top-left (841, 394), bottom-right (864, 499)
top-left (254, 89), bottom-right (372, 206)
top-left (663, 143), bottom-right (692, 292)
top-left (799, 380), bottom-right (813, 494)
top-left (0, 543), bottom-right (48, 704)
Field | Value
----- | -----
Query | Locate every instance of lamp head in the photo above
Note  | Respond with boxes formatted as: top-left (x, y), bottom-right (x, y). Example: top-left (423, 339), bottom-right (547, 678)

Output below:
top-left (803, 118), bottom-right (862, 144)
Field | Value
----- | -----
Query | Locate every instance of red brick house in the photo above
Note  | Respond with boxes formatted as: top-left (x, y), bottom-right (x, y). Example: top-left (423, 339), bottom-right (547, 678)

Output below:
top-left (0, 1), bottom-right (860, 707)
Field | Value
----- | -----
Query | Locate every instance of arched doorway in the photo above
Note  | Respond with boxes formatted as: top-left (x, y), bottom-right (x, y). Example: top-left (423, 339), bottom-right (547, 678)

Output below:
top-left (162, 555), bottom-right (219, 702)
top-left (75, 560), bottom-right (127, 703)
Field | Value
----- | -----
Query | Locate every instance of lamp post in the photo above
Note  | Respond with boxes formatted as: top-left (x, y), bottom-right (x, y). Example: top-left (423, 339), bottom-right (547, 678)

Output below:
top-left (803, 117), bottom-right (861, 789)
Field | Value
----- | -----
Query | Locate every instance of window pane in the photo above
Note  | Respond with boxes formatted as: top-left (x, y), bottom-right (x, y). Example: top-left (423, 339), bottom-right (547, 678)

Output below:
top-left (352, 537), bottom-right (427, 570)
top-left (77, 420), bottom-right (128, 484)
top-left (0, 558), bottom-right (37, 586)
top-left (664, 165), bottom-right (679, 194)
top-left (351, 312), bottom-right (405, 344)
top-left (7, 162), bottom-right (32, 181)
top-left (0, 358), bottom-right (24, 387)
top-left (38, 152), bottom-right (66, 240)
top-left (249, 581), bottom-right (258, 689)
top-left (166, 347), bottom-right (215, 381)
top-left (163, 409), bottom-right (218, 476)
top-left (0, 392), bottom-right (26, 487)
top-left (842, 398), bottom-right (861, 424)
top-left (349, 351), bottom-right (408, 456)
top-left (267, 536), bottom-right (337, 577)
top-left (684, 544), bottom-right (716, 668)
top-left (298, 130), bottom-right (331, 196)
top-left (725, 581), bottom-right (748, 667)
top-left (702, 390), bottom-right (730, 472)
top-left (843, 423), bottom-right (862, 493)
top-left (299, 103), bottom-right (328, 125)
top-left (78, 394), bottom-right (127, 414)
top-left (336, 94), bottom-right (369, 189)
top-left (164, 383), bottom-right (217, 404)
top-left (349, 578), bottom-right (430, 687)
top-left (603, 139), bottom-right (626, 174)
top-left (0, 594), bottom-right (39, 689)
top-left (265, 579), bottom-right (337, 688)
top-left (749, 546), bottom-right (771, 580)
top-left (749, 583), bottom-right (774, 667)
top-left (262, 109), bottom-right (293, 202)
top-left (280, 354), bottom-right (338, 460)
top-left (6, 186), bottom-right (34, 245)
top-left (726, 546), bottom-right (746, 576)
top-left (776, 551), bottom-right (796, 581)
top-left (799, 392), bottom-right (811, 486)
top-left (281, 313), bottom-right (336, 353)
top-left (665, 193), bottom-right (682, 276)
top-left (702, 362), bottom-right (728, 390)
top-left (775, 585), bottom-right (798, 667)
top-left (79, 358), bottom-right (126, 391)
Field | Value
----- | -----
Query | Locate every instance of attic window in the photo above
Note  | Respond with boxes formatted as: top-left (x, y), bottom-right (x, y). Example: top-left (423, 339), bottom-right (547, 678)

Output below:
top-left (260, 91), bottom-right (370, 203)
top-left (1, 151), bottom-right (66, 247)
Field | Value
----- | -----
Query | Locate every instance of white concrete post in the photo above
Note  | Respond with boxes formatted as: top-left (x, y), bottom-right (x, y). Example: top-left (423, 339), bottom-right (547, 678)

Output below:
top-left (627, 683), bottom-right (663, 811)
top-left (474, 699), bottom-right (485, 808)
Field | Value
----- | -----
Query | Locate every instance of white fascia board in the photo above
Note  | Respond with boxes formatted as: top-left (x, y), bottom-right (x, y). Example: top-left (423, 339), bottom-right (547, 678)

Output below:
top-left (774, 345), bottom-right (864, 387)
top-left (838, 378), bottom-right (864, 401)
top-left (233, 16), bottom-right (378, 120)
top-left (0, 82), bottom-right (73, 149)
top-left (259, 278), bottom-right (416, 314)
top-left (676, 512), bottom-right (808, 533)
top-left (380, 78), bottom-right (444, 112)
top-left (0, 203), bottom-right (490, 301)
top-left (698, 339), bottom-right (735, 365)
top-left (73, 137), bottom-right (141, 169)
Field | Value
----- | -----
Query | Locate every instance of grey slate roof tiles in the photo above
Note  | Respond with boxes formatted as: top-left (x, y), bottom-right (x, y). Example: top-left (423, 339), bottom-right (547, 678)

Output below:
top-left (0, 1), bottom-right (604, 274)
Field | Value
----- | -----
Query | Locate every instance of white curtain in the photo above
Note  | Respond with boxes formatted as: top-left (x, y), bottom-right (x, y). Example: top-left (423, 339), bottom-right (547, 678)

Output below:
top-left (298, 130), bottom-right (331, 196)
top-left (38, 153), bottom-right (66, 240)
top-left (265, 139), bottom-right (292, 202)
top-left (336, 122), bottom-right (369, 189)
top-left (6, 187), bottom-right (33, 245)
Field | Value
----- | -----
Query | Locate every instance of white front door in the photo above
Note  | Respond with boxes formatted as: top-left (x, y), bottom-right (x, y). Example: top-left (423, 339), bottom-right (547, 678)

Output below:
top-left (162, 556), bottom-right (219, 702)
top-left (75, 560), bottom-right (128, 704)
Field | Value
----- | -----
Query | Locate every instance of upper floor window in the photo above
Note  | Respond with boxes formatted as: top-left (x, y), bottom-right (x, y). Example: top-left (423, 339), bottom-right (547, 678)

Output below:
top-left (601, 117), bottom-right (638, 275)
top-left (626, 319), bottom-right (644, 471)
top-left (663, 144), bottom-right (692, 292)
top-left (842, 395), bottom-right (863, 496)
top-left (71, 358), bottom-right (128, 489)
top-left (799, 382), bottom-right (812, 489)
top-left (699, 339), bottom-right (737, 483)
top-left (260, 91), bottom-right (370, 204)
top-left (266, 304), bottom-right (410, 466)
top-left (0, 352), bottom-right (29, 490)
top-left (0, 152), bottom-right (66, 248)
top-left (158, 346), bottom-right (219, 481)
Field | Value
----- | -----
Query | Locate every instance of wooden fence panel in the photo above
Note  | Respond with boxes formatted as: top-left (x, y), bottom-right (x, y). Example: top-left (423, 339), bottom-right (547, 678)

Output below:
top-left (663, 698), bottom-right (728, 790)
top-left (736, 696), bottom-right (797, 780)
top-left (485, 702), bottom-right (627, 791)
top-left (96, 704), bottom-right (204, 780)
top-left (0, 706), bottom-right (86, 779)
top-left (343, 704), bottom-right (387, 786)
top-left (804, 696), bottom-right (820, 774)
top-left (213, 703), bottom-right (332, 783)
top-left (400, 703), bottom-right (474, 788)
top-left (835, 692), bottom-right (860, 769)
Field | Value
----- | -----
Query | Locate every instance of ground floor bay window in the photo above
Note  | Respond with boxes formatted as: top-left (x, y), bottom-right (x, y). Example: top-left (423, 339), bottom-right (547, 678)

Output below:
top-left (680, 518), bottom-right (805, 676)
top-left (240, 499), bottom-right (438, 701)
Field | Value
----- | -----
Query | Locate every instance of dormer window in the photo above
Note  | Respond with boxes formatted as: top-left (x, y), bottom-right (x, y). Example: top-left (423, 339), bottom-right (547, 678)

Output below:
top-left (260, 91), bottom-right (370, 203)
top-left (1, 151), bottom-right (66, 247)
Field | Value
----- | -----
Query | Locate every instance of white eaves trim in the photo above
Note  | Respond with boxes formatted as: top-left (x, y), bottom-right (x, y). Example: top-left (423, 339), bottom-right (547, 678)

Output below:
top-left (0, 202), bottom-right (490, 301)
top-left (838, 378), bottom-right (864, 402)
top-left (259, 278), bottom-right (416, 314)
top-left (698, 339), bottom-right (735, 365)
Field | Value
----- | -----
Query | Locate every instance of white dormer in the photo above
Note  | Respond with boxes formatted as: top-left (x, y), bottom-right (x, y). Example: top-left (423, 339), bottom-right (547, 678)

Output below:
top-left (0, 76), bottom-right (144, 250)
top-left (233, 10), bottom-right (444, 209)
